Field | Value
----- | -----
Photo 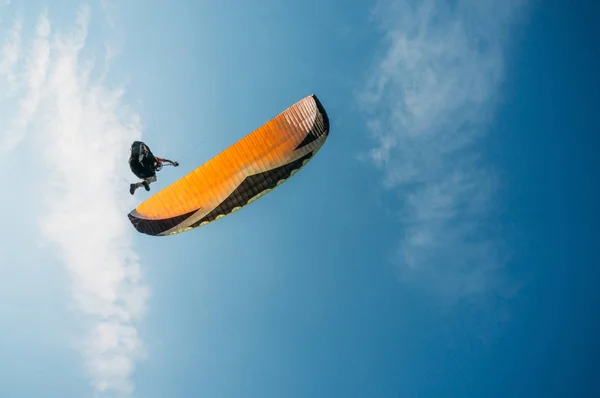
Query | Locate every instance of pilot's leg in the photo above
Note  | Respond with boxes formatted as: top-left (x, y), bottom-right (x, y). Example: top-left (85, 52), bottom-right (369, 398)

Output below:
top-left (142, 175), bottom-right (157, 191)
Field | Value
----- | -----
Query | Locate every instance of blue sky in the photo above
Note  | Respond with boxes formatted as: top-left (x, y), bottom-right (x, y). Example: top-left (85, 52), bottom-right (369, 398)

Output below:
top-left (1, 0), bottom-right (599, 397)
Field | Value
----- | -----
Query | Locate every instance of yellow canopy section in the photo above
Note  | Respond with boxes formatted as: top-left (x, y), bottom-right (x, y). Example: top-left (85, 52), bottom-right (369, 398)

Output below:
top-left (128, 94), bottom-right (330, 236)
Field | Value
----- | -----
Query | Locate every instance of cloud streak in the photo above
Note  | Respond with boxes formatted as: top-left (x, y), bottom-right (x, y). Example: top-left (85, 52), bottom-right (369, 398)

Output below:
top-left (0, 6), bottom-right (148, 395)
top-left (1, 12), bottom-right (51, 152)
top-left (0, 13), bottom-right (22, 92)
top-left (359, 0), bottom-right (528, 303)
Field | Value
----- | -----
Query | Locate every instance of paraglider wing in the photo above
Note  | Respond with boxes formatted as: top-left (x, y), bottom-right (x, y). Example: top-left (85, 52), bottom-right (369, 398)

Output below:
top-left (127, 94), bottom-right (330, 236)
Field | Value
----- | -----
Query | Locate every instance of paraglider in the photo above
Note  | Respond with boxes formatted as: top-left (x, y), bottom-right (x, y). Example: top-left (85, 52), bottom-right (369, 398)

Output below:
top-left (127, 94), bottom-right (330, 236)
top-left (128, 141), bottom-right (179, 194)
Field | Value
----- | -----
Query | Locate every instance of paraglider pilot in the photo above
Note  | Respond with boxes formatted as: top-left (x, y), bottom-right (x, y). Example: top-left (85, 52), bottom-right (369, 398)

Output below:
top-left (128, 141), bottom-right (178, 195)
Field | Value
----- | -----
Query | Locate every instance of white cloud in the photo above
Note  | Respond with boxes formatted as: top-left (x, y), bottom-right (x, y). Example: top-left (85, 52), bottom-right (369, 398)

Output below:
top-left (359, 0), bottom-right (529, 303)
top-left (0, 6), bottom-right (149, 395)
top-left (101, 0), bottom-right (120, 29)
top-left (1, 12), bottom-right (51, 152)
top-left (0, 14), bottom-right (22, 91)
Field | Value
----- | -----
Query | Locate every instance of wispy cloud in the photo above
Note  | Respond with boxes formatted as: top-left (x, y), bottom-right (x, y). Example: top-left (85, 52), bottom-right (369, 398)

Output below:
top-left (0, 6), bottom-right (148, 395)
top-left (0, 14), bottom-right (22, 91)
top-left (1, 12), bottom-right (51, 152)
top-left (100, 0), bottom-right (120, 29)
top-left (359, 0), bottom-right (529, 303)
